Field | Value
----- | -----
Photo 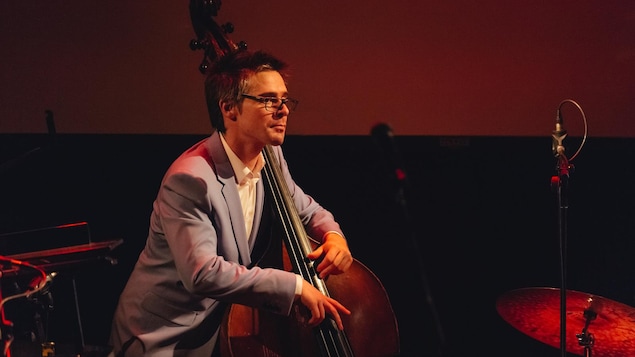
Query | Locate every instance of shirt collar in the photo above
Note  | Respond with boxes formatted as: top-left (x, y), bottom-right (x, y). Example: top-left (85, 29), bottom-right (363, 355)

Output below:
top-left (219, 133), bottom-right (264, 184)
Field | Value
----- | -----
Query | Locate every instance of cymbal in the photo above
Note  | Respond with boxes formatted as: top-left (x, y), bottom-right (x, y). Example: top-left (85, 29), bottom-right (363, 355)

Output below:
top-left (497, 287), bottom-right (635, 357)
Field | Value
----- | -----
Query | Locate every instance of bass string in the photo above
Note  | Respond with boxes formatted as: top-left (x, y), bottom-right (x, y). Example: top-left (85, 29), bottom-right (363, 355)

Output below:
top-left (261, 145), bottom-right (355, 357)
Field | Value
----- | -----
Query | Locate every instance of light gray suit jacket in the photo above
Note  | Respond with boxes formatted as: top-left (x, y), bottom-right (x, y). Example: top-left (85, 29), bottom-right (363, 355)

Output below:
top-left (109, 131), bottom-right (343, 356)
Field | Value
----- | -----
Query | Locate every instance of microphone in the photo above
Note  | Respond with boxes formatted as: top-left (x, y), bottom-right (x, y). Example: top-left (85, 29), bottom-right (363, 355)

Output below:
top-left (552, 108), bottom-right (567, 158)
top-left (371, 123), bottom-right (407, 184)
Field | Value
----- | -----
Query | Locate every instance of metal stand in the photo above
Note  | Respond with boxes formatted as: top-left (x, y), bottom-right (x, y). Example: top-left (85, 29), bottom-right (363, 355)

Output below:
top-left (552, 138), bottom-right (573, 357)
top-left (371, 123), bottom-right (446, 357)
top-left (576, 308), bottom-right (596, 357)
top-left (0, 286), bottom-right (14, 357)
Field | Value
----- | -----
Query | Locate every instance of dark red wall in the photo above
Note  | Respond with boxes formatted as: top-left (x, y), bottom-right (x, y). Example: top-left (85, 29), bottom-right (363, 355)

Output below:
top-left (1, 2), bottom-right (634, 137)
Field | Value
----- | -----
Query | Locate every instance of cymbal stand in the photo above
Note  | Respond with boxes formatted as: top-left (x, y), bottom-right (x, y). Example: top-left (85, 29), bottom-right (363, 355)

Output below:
top-left (576, 308), bottom-right (596, 357)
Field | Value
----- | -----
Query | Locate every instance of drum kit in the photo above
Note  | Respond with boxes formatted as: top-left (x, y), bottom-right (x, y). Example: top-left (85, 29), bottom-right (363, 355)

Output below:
top-left (497, 287), bottom-right (635, 357)
top-left (0, 227), bottom-right (122, 357)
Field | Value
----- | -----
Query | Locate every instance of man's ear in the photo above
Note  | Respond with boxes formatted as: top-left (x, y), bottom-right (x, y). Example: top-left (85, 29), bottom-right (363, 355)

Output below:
top-left (220, 100), bottom-right (237, 120)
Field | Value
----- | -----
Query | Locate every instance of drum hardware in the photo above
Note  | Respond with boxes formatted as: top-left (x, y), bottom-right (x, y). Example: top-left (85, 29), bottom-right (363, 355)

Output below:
top-left (497, 287), bottom-right (635, 357)
top-left (0, 237), bottom-right (122, 356)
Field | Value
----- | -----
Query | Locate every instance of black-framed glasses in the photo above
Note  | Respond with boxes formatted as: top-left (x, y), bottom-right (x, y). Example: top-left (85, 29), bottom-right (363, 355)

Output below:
top-left (241, 94), bottom-right (299, 112)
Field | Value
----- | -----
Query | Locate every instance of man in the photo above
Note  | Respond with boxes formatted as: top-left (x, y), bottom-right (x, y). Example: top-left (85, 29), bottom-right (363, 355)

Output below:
top-left (108, 49), bottom-right (353, 356)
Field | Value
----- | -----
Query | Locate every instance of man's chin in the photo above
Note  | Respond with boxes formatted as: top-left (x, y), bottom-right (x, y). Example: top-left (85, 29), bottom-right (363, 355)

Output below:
top-left (269, 132), bottom-right (285, 146)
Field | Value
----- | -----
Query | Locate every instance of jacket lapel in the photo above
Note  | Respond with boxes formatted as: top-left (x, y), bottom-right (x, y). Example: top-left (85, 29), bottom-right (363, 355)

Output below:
top-left (207, 132), bottom-right (252, 266)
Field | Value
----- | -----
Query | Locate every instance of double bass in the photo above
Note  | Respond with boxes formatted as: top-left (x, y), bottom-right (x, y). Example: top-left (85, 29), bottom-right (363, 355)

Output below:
top-left (189, 2), bottom-right (400, 356)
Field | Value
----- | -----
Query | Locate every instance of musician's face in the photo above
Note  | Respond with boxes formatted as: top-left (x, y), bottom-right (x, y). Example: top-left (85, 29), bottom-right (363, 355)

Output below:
top-left (235, 70), bottom-right (290, 147)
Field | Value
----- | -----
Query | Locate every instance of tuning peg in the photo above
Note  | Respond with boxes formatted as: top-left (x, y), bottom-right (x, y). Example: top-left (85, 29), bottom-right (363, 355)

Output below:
top-left (221, 22), bottom-right (234, 34)
top-left (199, 60), bottom-right (209, 74)
top-left (189, 39), bottom-right (207, 51)
top-left (201, 0), bottom-right (221, 17)
top-left (237, 41), bottom-right (248, 51)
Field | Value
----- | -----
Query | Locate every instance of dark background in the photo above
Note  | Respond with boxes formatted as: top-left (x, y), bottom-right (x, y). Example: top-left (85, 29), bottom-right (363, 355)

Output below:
top-left (1, 133), bottom-right (633, 356)
top-left (2, 1), bottom-right (633, 356)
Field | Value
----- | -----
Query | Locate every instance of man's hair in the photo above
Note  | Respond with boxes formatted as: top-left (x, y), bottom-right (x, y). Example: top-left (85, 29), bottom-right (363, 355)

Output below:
top-left (204, 50), bottom-right (289, 132)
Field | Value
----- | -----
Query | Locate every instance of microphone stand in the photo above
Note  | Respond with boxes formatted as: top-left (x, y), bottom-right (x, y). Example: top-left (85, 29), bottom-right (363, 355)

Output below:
top-left (551, 139), bottom-right (572, 357)
top-left (371, 124), bottom-right (446, 357)
top-left (550, 98), bottom-right (587, 357)
top-left (393, 171), bottom-right (447, 357)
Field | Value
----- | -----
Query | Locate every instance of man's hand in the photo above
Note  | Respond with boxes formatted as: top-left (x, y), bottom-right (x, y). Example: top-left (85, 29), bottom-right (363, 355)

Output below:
top-left (306, 232), bottom-right (353, 278)
top-left (299, 280), bottom-right (351, 330)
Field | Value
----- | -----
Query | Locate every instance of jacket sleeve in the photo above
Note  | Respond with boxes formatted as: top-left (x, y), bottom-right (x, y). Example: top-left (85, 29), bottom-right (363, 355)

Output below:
top-left (155, 165), bottom-right (298, 316)
top-left (272, 145), bottom-right (345, 244)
